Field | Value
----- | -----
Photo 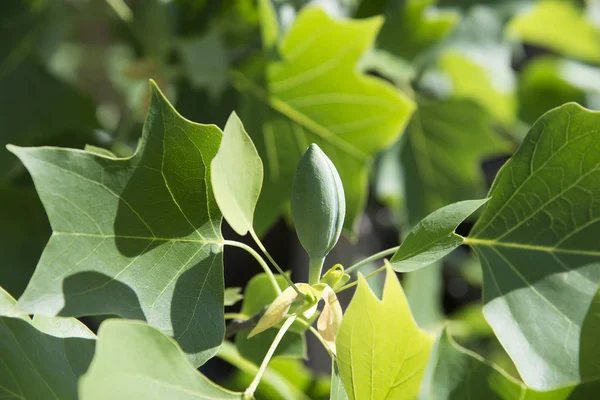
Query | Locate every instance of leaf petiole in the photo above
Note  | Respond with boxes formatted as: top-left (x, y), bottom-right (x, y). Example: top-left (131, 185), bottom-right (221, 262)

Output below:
top-left (249, 230), bottom-right (305, 299)
top-left (344, 246), bottom-right (400, 274)
top-left (244, 315), bottom-right (297, 399)
top-left (222, 240), bottom-right (281, 294)
top-left (294, 317), bottom-right (335, 359)
top-left (335, 265), bottom-right (387, 293)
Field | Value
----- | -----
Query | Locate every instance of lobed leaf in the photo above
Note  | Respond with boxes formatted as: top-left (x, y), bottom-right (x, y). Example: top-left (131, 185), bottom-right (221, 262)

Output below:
top-left (8, 81), bottom-right (225, 367)
top-left (0, 287), bottom-right (96, 400)
top-left (236, 6), bottom-right (415, 234)
top-left (336, 264), bottom-right (433, 399)
top-left (467, 104), bottom-right (600, 389)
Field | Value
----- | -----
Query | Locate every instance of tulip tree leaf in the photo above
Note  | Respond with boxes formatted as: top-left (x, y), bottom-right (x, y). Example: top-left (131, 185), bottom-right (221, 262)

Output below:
top-left (439, 51), bottom-right (517, 126)
top-left (337, 265), bottom-right (434, 400)
top-left (0, 286), bottom-right (96, 400)
top-left (235, 273), bottom-right (305, 365)
top-left (79, 320), bottom-right (240, 400)
top-left (425, 329), bottom-right (600, 399)
top-left (391, 199), bottom-right (488, 271)
top-left (507, 1), bottom-right (600, 65)
top-left (377, 0), bottom-right (458, 61)
top-left (212, 112), bottom-right (263, 236)
top-left (401, 96), bottom-right (510, 225)
top-left (466, 104), bottom-right (600, 390)
top-left (8, 81), bottom-right (226, 368)
top-left (235, 6), bottom-right (415, 234)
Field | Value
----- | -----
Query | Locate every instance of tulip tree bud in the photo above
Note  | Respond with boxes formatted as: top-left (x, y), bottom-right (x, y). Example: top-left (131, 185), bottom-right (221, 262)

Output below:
top-left (291, 144), bottom-right (345, 283)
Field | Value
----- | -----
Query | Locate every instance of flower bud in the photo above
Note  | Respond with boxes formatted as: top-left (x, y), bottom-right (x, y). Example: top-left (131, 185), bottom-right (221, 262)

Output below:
top-left (291, 144), bottom-right (346, 262)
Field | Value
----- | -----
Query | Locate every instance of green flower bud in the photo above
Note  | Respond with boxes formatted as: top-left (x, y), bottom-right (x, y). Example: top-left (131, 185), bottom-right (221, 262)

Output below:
top-left (291, 144), bottom-right (346, 278)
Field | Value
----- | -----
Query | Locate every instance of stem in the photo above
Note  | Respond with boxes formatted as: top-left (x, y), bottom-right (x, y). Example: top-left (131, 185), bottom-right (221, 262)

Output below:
top-left (294, 318), bottom-right (334, 359)
top-left (308, 256), bottom-right (325, 285)
top-left (222, 240), bottom-right (281, 294)
top-left (244, 315), bottom-right (297, 399)
top-left (105, 0), bottom-right (133, 22)
top-left (335, 265), bottom-right (387, 293)
top-left (345, 246), bottom-right (400, 274)
top-left (224, 313), bottom-right (248, 320)
top-left (249, 230), bottom-right (304, 298)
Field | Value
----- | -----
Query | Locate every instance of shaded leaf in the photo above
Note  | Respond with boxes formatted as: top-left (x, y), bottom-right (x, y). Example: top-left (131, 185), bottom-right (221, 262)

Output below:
top-left (0, 286), bottom-right (96, 400)
top-left (466, 104), bottom-right (600, 389)
top-left (9, 82), bottom-right (225, 367)
top-left (401, 96), bottom-right (509, 225)
top-left (425, 329), bottom-right (600, 399)
top-left (236, 6), bottom-right (414, 234)
top-left (337, 265), bottom-right (433, 399)
top-left (377, 0), bottom-right (458, 61)
top-left (79, 320), bottom-right (239, 400)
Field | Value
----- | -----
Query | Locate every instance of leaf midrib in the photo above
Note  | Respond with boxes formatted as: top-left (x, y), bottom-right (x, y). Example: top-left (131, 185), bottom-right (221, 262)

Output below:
top-left (52, 232), bottom-right (223, 246)
top-left (464, 237), bottom-right (600, 257)
top-left (230, 70), bottom-right (369, 162)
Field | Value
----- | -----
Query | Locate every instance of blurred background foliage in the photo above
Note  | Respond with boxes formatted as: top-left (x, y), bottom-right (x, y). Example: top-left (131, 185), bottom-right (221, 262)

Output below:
top-left (3, 0), bottom-right (600, 397)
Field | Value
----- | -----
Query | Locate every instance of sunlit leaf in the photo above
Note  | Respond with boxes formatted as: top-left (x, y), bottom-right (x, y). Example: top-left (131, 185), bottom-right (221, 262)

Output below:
top-left (337, 264), bottom-right (433, 399)
top-left (235, 6), bottom-right (414, 234)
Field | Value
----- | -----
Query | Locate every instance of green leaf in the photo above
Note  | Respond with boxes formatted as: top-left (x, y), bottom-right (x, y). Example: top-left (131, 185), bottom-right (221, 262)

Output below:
top-left (507, 1), bottom-right (600, 65)
top-left (330, 361), bottom-right (349, 400)
top-left (401, 97), bottom-right (510, 225)
top-left (392, 199), bottom-right (489, 270)
top-left (425, 329), bottom-right (600, 399)
top-left (212, 111), bottom-right (263, 236)
top-left (235, 273), bottom-right (306, 365)
top-left (0, 286), bottom-right (96, 400)
top-left (79, 320), bottom-right (240, 400)
top-left (177, 30), bottom-right (228, 100)
top-left (466, 103), bottom-right (600, 389)
top-left (337, 264), bottom-right (433, 399)
top-left (224, 287), bottom-right (243, 306)
top-left (518, 57), bottom-right (600, 124)
top-left (404, 261), bottom-right (444, 329)
top-left (438, 51), bottom-right (517, 125)
top-left (391, 199), bottom-right (488, 271)
top-left (9, 81), bottom-right (225, 367)
top-left (235, 6), bottom-right (415, 234)
top-left (377, 0), bottom-right (458, 61)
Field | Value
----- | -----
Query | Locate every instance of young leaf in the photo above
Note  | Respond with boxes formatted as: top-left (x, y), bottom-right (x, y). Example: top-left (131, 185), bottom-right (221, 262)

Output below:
top-left (212, 111), bottom-right (263, 235)
top-left (8, 81), bottom-right (225, 367)
top-left (401, 96), bottom-right (511, 225)
top-left (466, 104), bottom-right (600, 389)
top-left (425, 329), bottom-right (599, 399)
top-left (330, 361), bottom-right (349, 400)
top-left (336, 264), bottom-right (433, 399)
top-left (79, 320), bottom-right (240, 400)
top-left (0, 286), bottom-right (96, 400)
top-left (235, 6), bottom-right (415, 234)
top-left (390, 199), bottom-right (488, 272)
top-left (507, 1), bottom-right (600, 65)
top-left (224, 287), bottom-right (243, 306)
